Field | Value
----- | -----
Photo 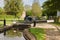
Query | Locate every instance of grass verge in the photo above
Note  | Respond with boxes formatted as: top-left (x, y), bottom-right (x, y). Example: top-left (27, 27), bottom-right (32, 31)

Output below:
top-left (51, 22), bottom-right (60, 26)
top-left (29, 28), bottom-right (45, 40)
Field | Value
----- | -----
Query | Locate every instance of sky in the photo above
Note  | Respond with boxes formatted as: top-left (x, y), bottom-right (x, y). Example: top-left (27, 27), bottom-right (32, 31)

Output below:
top-left (23, 0), bottom-right (46, 6)
top-left (0, 0), bottom-right (46, 8)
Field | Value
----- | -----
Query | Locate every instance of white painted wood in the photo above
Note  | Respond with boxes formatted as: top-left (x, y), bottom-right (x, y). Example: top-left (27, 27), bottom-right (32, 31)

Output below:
top-left (47, 20), bottom-right (54, 23)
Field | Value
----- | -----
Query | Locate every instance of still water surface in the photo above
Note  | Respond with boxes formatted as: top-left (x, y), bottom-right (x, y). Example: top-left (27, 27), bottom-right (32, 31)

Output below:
top-left (0, 30), bottom-right (25, 40)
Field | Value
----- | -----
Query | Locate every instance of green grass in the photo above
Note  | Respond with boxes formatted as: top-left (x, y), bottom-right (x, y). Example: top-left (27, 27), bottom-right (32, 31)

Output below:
top-left (0, 15), bottom-right (24, 28)
top-left (51, 22), bottom-right (60, 26)
top-left (0, 15), bottom-right (16, 20)
top-left (0, 21), bottom-right (13, 28)
top-left (29, 28), bottom-right (45, 40)
top-left (0, 20), bottom-right (24, 28)
top-left (54, 23), bottom-right (60, 26)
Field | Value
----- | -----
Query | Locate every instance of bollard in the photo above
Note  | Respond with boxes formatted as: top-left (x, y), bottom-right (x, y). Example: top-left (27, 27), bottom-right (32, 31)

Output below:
top-left (33, 21), bottom-right (36, 27)
top-left (33, 17), bottom-right (36, 27)
top-left (4, 19), bottom-right (6, 36)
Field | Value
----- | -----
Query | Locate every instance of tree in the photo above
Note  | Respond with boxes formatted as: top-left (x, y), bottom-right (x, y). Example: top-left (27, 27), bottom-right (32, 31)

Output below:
top-left (42, 9), bottom-right (57, 16)
top-left (0, 8), bottom-right (4, 15)
top-left (42, 0), bottom-right (60, 11)
top-left (42, 9), bottom-right (57, 19)
top-left (42, 0), bottom-right (60, 21)
top-left (4, 0), bottom-right (24, 17)
top-left (25, 5), bottom-right (31, 11)
top-left (32, 0), bottom-right (42, 17)
top-left (24, 5), bottom-right (32, 16)
top-left (26, 10), bottom-right (32, 16)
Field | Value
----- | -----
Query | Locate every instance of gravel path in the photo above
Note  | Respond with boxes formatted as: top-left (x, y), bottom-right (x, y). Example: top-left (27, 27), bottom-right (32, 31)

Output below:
top-left (31, 23), bottom-right (56, 29)
top-left (45, 29), bottom-right (60, 40)
top-left (31, 23), bottom-right (60, 40)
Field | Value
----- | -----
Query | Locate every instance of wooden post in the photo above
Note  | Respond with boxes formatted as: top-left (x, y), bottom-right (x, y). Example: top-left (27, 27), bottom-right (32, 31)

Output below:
top-left (33, 21), bottom-right (36, 27)
top-left (4, 19), bottom-right (6, 36)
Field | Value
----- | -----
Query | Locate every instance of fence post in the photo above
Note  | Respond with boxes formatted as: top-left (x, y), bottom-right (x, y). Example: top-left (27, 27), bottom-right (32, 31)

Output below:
top-left (4, 19), bottom-right (6, 36)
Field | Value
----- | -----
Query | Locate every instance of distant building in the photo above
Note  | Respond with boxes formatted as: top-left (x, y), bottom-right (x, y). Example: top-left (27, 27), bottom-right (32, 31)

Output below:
top-left (57, 11), bottom-right (60, 16)
top-left (57, 10), bottom-right (60, 22)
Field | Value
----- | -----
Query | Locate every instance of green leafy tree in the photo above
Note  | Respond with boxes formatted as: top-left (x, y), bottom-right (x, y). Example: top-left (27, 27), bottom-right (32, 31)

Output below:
top-left (0, 8), bottom-right (4, 15)
top-left (26, 10), bottom-right (32, 16)
top-left (32, 1), bottom-right (42, 17)
top-left (4, 0), bottom-right (24, 17)
top-left (42, 0), bottom-right (60, 21)
top-left (42, 0), bottom-right (60, 11)
top-left (42, 0), bottom-right (60, 16)
top-left (42, 9), bottom-right (57, 16)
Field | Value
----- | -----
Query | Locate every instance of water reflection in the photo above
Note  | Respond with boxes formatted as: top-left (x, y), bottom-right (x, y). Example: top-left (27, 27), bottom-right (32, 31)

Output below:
top-left (0, 29), bottom-right (25, 40)
top-left (6, 29), bottom-right (22, 37)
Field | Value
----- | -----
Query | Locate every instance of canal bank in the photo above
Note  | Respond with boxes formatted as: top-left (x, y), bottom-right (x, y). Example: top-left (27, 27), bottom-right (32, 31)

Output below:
top-left (23, 29), bottom-right (36, 40)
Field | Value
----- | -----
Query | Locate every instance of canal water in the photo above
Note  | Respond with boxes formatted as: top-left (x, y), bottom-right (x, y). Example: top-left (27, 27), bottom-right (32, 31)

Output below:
top-left (0, 21), bottom-right (26, 40)
top-left (0, 30), bottom-right (26, 40)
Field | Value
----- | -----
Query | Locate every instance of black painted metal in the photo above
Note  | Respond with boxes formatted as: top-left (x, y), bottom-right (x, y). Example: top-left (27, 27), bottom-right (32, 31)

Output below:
top-left (0, 23), bottom-right (31, 34)
top-left (4, 19), bottom-right (6, 36)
